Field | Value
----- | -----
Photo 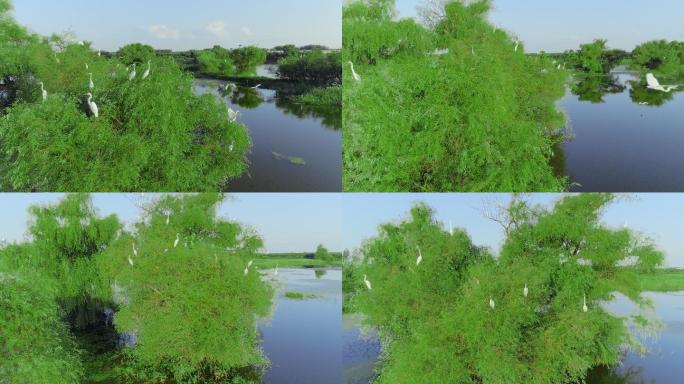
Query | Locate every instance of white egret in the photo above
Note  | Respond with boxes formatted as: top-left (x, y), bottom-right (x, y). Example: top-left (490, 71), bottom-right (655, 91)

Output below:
top-left (646, 73), bottom-right (678, 92)
top-left (524, 283), bottom-right (528, 298)
top-left (247, 260), bottom-right (253, 268)
top-left (39, 82), bottom-right (47, 101)
top-left (98, 50), bottom-right (101, 57)
top-left (514, 41), bottom-right (519, 52)
top-left (449, 220), bottom-right (453, 236)
top-left (166, 211), bottom-right (170, 225)
top-left (274, 265), bottom-right (279, 276)
top-left (128, 63), bottom-right (137, 81)
top-left (78, 41), bottom-right (85, 46)
top-left (128, 256), bottom-right (134, 266)
top-left (471, 46), bottom-right (475, 56)
top-left (54, 53), bottom-right (60, 64)
top-left (416, 246), bottom-right (423, 266)
top-left (85, 63), bottom-right (89, 70)
top-left (227, 107), bottom-right (239, 122)
top-left (88, 73), bottom-right (94, 90)
top-left (173, 233), bottom-right (179, 248)
top-left (583, 294), bottom-right (588, 313)
top-left (557, 64), bottom-right (562, 70)
top-left (228, 142), bottom-right (234, 152)
top-left (431, 48), bottom-right (449, 56)
top-left (244, 266), bottom-right (249, 276)
top-left (132, 244), bottom-right (138, 257)
top-left (252, 84), bottom-right (262, 89)
top-left (85, 93), bottom-right (99, 118)
top-left (348, 61), bottom-right (361, 82)
top-left (142, 60), bottom-right (151, 80)
top-left (489, 296), bottom-right (495, 309)
top-left (363, 274), bottom-right (372, 290)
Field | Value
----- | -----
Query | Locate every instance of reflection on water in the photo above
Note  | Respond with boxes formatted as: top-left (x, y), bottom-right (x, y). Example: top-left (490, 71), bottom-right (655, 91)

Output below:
top-left (259, 268), bottom-right (341, 384)
top-left (558, 72), bottom-right (684, 192)
top-left (194, 80), bottom-right (341, 191)
top-left (344, 292), bottom-right (684, 384)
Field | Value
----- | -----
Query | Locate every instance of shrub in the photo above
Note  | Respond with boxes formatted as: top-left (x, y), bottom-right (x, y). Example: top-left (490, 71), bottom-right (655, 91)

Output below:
top-left (277, 50), bottom-right (342, 85)
top-left (351, 194), bottom-right (664, 383)
top-left (197, 45), bottom-right (237, 76)
top-left (631, 40), bottom-right (684, 75)
top-left (117, 43), bottom-right (155, 66)
top-left (229, 46), bottom-right (267, 75)
top-left (343, 0), bottom-right (568, 191)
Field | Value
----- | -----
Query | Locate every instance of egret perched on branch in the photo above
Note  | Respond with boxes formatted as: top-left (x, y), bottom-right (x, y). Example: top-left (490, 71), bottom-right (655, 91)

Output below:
top-left (583, 294), bottom-right (588, 313)
top-left (523, 283), bottom-right (528, 298)
top-left (39, 82), bottom-right (47, 101)
top-left (128, 63), bottom-right (137, 81)
top-left (646, 73), bottom-right (678, 92)
top-left (348, 61), bottom-right (361, 82)
top-left (142, 60), bottom-right (151, 80)
top-left (416, 246), bottom-right (423, 266)
top-left (489, 296), bottom-right (496, 309)
top-left (173, 233), bottom-right (179, 248)
top-left (363, 274), bottom-right (372, 290)
top-left (85, 93), bottom-right (99, 118)
top-left (88, 73), bottom-right (94, 90)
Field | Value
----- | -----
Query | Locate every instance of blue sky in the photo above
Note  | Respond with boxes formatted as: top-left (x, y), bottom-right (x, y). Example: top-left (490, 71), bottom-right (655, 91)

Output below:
top-left (342, 194), bottom-right (684, 268)
top-left (11, 0), bottom-right (341, 51)
top-left (0, 194), bottom-right (342, 253)
top-left (395, 0), bottom-right (684, 52)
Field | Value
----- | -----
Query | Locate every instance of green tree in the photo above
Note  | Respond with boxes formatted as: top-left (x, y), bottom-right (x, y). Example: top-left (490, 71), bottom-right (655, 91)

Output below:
top-left (315, 244), bottom-right (332, 260)
top-left (631, 40), bottom-right (684, 75)
top-left (277, 50), bottom-right (342, 85)
top-left (575, 39), bottom-right (610, 73)
top-left (229, 46), bottom-right (266, 75)
top-left (197, 45), bottom-right (237, 76)
top-left (117, 43), bottom-right (155, 65)
top-left (343, 0), bottom-right (568, 191)
top-left (351, 194), bottom-right (664, 383)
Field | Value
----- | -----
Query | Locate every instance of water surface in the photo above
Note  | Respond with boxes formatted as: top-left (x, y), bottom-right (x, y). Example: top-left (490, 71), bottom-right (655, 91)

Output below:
top-left (194, 80), bottom-right (341, 191)
top-left (557, 72), bottom-right (684, 192)
top-left (259, 268), bottom-right (342, 384)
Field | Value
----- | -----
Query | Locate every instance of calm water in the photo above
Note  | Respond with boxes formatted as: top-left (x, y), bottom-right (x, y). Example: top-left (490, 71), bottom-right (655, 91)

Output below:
top-left (557, 72), bottom-right (684, 192)
top-left (344, 292), bottom-right (684, 384)
top-left (259, 268), bottom-right (342, 384)
top-left (193, 80), bottom-right (341, 192)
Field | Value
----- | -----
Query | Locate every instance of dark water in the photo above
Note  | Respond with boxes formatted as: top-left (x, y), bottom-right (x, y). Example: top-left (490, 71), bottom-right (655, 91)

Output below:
top-left (193, 80), bottom-right (341, 192)
top-left (259, 268), bottom-right (342, 384)
top-left (557, 72), bottom-right (684, 192)
top-left (344, 292), bottom-right (684, 384)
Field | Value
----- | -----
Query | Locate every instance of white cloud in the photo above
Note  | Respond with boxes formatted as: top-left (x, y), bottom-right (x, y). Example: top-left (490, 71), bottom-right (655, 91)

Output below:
top-left (241, 27), bottom-right (253, 37)
top-left (206, 21), bottom-right (227, 37)
top-left (147, 25), bottom-right (179, 40)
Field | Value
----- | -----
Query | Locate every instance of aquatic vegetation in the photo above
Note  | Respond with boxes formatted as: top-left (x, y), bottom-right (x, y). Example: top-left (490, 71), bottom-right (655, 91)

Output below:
top-left (0, 2), bottom-right (250, 191)
top-left (272, 151), bottom-right (306, 165)
top-left (295, 85), bottom-right (342, 106)
top-left (284, 291), bottom-right (319, 300)
top-left (349, 194), bottom-right (664, 383)
top-left (343, 0), bottom-right (569, 191)
top-left (571, 74), bottom-right (626, 103)
top-left (0, 194), bottom-right (275, 383)
top-left (277, 50), bottom-right (342, 85)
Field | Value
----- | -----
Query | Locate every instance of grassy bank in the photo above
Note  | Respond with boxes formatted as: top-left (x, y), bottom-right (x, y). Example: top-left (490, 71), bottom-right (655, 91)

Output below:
top-left (638, 268), bottom-right (684, 292)
top-left (294, 86), bottom-right (341, 106)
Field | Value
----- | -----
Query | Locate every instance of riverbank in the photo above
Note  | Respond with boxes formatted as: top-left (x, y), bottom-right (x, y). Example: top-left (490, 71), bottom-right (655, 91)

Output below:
top-left (639, 268), bottom-right (684, 292)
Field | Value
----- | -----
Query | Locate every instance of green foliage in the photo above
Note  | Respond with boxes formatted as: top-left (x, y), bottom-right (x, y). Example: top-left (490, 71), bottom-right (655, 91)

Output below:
top-left (315, 244), bottom-right (332, 260)
top-left (1, 4), bottom-right (250, 191)
top-left (638, 268), bottom-right (684, 292)
top-left (277, 50), bottom-right (342, 85)
top-left (296, 86), bottom-right (342, 106)
top-left (350, 195), bottom-right (664, 383)
top-left (284, 291), bottom-right (318, 300)
top-left (631, 40), bottom-right (684, 75)
top-left (571, 75), bottom-right (625, 103)
top-left (343, 0), bottom-right (569, 191)
top-left (197, 45), bottom-right (237, 76)
top-left (116, 43), bottom-right (155, 66)
top-left (96, 194), bottom-right (273, 382)
top-left (229, 46), bottom-right (267, 75)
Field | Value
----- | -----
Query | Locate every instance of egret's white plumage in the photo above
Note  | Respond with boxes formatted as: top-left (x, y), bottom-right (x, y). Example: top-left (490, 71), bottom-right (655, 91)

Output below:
top-left (489, 296), bottom-right (495, 309)
top-left (583, 294), bottom-right (588, 313)
top-left (514, 41), bottom-right (519, 52)
top-left (646, 73), bottom-right (678, 92)
top-left (166, 211), bottom-right (170, 225)
top-left (98, 50), bottom-right (101, 57)
top-left (39, 82), bottom-right (47, 101)
top-left (274, 265), bottom-right (279, 276)
top-left (128, 63), bottom-right (137, 81)
top-left (132, 244), bottom-right (138, 257)
top-left (244, 267), bottom-right (249, 276)
top-left (173, 233), bottom-right (179, 248)
top-left (431, 48), bottom-right (449, 56)
top-left (348, 61), bottom-right (361, 82)
top-left (86, 93), bottom-right (99, 118)
top-left (363, 274), bottom-right (372, 290)
top-left (142, 60), bottom-right (151, 80)
top-left (85, 63), bottom-right (89, 70)
top-left (449, 220), bottom-right (453, 236)
top-left (88, 73), bottom-right (94, 90)
top-left (228, 142), bottom-right (234, 152)
top-left (524, 283), bottom-right (528, 298)
top-left (128, 256), bottom-right (134, 266)
top-left (247, 260), bottom-right (253, 268)
top-left (252, 84), bottom-right (262, 89)
top-left (416, 246), bottom-right (423, 266)
top-left (227, 107), bottom-right (240, 122)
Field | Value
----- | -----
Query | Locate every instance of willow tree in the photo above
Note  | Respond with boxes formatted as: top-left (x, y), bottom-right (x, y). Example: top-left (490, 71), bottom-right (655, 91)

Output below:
top-left (353, 194), bottom-right (664, 383)
top-left (343, 0), bottom-right (568, 191)
top-left (96, 194), bottom-right (273, 382)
